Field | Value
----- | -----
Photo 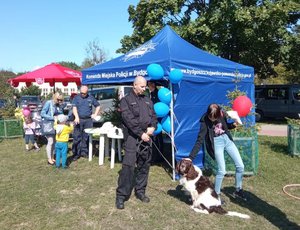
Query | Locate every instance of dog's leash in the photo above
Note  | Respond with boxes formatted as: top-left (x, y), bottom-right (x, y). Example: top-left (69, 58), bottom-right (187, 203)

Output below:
top-left (151, 139), bottom-right (176, 171)
top-left (136, 138), bottom-right (176, 171)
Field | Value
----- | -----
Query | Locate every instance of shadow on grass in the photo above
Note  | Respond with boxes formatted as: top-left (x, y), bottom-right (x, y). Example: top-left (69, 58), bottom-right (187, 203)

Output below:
top-left (167, 185), bottom-right (193, 205)
top-left (261, 140), bottom-right (289, 156)
top-left (270, 143), bottom-right (290, 156)
top-left (36, 135), bottom-right (48, 147)
top-left (223, 187), bottom-right (299, 229)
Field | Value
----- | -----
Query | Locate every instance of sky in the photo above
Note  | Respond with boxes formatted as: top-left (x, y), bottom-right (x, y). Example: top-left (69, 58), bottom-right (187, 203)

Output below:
top-left (0, 0), bottom-right (139, 73)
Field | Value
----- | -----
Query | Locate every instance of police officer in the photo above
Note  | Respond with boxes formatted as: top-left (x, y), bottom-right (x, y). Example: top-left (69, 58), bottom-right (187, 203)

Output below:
top-left (116, 76), bottom-right (157, 209)
top-left (72, 85), bottom-right (100, 161)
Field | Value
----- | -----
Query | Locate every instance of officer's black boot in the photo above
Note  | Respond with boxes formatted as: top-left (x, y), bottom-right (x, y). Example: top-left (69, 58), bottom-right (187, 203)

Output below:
top-left (135, 193), bottom-right (150, 203)
top-left (116, 197), bottom-right (125, 209)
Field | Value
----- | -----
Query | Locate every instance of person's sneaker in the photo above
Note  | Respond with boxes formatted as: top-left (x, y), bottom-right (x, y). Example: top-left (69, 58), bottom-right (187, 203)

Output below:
top-left (34, 148), bottom-right (40, 152)
top-left (116, 198), bottom-right (125, 209)
top-left (233, 189), bottom-right (248, 201)
top-left (135, 194), bottom-right (150, 203)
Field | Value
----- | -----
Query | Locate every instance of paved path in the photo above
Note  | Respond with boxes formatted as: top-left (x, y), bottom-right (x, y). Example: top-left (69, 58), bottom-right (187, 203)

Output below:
top-left (258, 124), bottom-right (287, 137)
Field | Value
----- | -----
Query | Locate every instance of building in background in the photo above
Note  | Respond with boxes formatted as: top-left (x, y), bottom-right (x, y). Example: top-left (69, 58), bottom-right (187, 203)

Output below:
top-left (15, 82), bottom-right (79, 96)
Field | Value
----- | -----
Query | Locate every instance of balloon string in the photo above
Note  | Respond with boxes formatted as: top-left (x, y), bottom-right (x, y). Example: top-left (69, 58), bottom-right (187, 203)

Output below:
top-left (162, 130), bottom-right (177, 153)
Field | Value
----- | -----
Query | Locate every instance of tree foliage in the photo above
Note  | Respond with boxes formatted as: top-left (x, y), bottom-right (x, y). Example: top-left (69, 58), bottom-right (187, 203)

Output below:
top-left (19, 85), bottom-right (41, 96)
top-left (0, 70), bottom-right (17, 99)
top-left (81, 38), bottom-right (108, 69)
top-left (101, 92), bottom-right (122, 126)
top-left (118, 0), bottom-right (300, 81)
top-left (58, 61), bottom-right (81, 71)
top-left (0, 70), bottom-right (19, 118)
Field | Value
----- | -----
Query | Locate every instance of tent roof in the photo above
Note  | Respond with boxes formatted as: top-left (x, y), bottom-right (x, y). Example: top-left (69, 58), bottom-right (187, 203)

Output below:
top-left (8, 63), bottom-right (82, 87)
top-left (82, 25), bottom-right (253, 84)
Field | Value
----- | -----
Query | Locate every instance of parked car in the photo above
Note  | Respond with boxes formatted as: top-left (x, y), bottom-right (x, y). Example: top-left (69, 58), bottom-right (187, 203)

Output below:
top-left (255, 84), bottom-right (300, 121)
top-left (63, 96), bottom-right (73, 111)
top-left (89, 85), bottom-right (133, 113)
top-left (19, 95), bottom-right (43, 111)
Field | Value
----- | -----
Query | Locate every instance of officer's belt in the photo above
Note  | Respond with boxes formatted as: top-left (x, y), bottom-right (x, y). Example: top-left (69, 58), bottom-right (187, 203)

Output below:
top-left (79, 117), bottom-right (91, 119)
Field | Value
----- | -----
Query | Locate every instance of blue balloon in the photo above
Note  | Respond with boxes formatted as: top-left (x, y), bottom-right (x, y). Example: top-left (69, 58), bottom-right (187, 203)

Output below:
top-left (153, 123), bottom-right (162, 135)
top-left (169, 69), bottom-right (183, 84)
top-left (154, 102), bottom-right (169, 118)
top-left (147, 63), bottom-right (164, 80)
top-left (162, 116), bottom-right (171, 133)
top-left (158, 87), bottom-right (171, 104)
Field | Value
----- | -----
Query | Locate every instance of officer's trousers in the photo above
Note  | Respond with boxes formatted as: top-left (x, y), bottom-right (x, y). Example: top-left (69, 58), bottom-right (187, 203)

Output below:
top-left (116, 134), bottom-right (152, 200)
top-left (72, 118), bottom-right (93, 160)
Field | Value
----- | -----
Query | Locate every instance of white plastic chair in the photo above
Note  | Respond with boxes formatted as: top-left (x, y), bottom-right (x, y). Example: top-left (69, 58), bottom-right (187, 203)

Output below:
top-left (84, 128), bottom-right (101, 161)
top-left (99, 122), bottom-right (114, 160)
top-left (106, 127), bottom-right (124, 169)
top-left (84, 121), bottom-right (114, 164)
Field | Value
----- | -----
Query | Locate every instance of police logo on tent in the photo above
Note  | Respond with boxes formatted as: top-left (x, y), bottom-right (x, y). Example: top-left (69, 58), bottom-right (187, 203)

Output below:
top-left (122, 41), bottom-right (157, 62)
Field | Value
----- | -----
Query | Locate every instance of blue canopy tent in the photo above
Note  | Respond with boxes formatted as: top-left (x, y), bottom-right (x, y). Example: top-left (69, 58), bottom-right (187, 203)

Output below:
top-left (82, 25), bottom-right (254, 180)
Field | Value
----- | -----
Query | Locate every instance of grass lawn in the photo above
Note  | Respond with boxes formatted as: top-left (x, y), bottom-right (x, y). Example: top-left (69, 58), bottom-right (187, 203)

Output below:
top-left (0, 136), bottom-right (299, 230)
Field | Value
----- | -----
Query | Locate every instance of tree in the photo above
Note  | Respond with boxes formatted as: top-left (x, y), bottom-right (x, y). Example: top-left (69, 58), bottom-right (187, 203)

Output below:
top-left (101, 92), bottom-right (122, 126)
top-left (19, 85), bottom-right (41, 96)
top-left (283, 24), bottom-right (300, 80)
top-left (118, 0), bottom-right (300, 81)
top-left (58, 61), bottom-right (81, 71)
top-left (81, 39), bottom-right (108, 69)
top-left (0, 69), bottom-right (17, 99)
top-left (0, 70), bottom-right (19, 118)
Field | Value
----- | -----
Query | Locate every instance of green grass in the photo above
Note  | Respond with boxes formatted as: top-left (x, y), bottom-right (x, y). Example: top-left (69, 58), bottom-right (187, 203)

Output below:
top-left (0, 136), bottom-right (299, 230)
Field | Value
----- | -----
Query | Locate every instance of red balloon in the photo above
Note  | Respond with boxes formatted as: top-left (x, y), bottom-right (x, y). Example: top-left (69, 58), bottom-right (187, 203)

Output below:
top-left (232, 95), bottom-right (252, 117)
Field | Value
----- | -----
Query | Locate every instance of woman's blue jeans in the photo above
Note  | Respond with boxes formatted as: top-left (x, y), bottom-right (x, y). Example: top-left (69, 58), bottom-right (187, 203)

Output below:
top-left (213, 134), bottom-right (244, 194)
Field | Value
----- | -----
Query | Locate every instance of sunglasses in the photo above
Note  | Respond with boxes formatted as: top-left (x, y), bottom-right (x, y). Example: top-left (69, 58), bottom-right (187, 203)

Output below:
top-left (57, 99), bottom-right (63, 102)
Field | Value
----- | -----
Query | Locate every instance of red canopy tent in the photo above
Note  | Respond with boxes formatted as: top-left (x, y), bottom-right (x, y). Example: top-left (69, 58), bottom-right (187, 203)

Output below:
top-left (8, 63), bottom-right (82, 88)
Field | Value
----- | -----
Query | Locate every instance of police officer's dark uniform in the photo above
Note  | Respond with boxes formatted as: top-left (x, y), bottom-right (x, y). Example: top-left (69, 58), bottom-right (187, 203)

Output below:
top-left (72, 93), bottom-right (100, 160)
top-left (116, 89), bottom-right (157, 209)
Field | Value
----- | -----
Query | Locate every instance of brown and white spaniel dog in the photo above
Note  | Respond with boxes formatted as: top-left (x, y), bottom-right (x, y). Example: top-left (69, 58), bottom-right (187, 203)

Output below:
top-left (176, 159), bottom-right (250, 219)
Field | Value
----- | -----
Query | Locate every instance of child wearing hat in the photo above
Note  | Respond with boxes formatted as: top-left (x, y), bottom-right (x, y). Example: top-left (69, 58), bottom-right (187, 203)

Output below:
top-left (54, 114), bottom-right (74, 168)
top-left (23, 116), bottom-right (40, 152)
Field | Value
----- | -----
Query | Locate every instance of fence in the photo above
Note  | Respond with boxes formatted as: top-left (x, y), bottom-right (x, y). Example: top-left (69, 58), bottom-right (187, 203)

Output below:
top-left (287, 124), bottom-right (300, 157)
top-left (0, 119), bottom-right (23, 138)
top-left (205, 130), bottom-right (259, 176)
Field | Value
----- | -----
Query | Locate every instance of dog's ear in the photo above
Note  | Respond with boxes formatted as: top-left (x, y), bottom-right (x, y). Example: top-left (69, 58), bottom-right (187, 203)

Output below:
top-left (186, 163), bottom-right (198, 180)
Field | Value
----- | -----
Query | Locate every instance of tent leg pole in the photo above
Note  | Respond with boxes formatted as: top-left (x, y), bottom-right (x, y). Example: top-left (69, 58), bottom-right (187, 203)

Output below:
top-left (169, 82), bottom-right (176, 181)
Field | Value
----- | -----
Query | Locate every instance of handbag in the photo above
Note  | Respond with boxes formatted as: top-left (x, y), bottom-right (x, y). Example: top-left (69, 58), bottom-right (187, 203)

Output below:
top-left (40, 120), bottom-right (55, 135)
